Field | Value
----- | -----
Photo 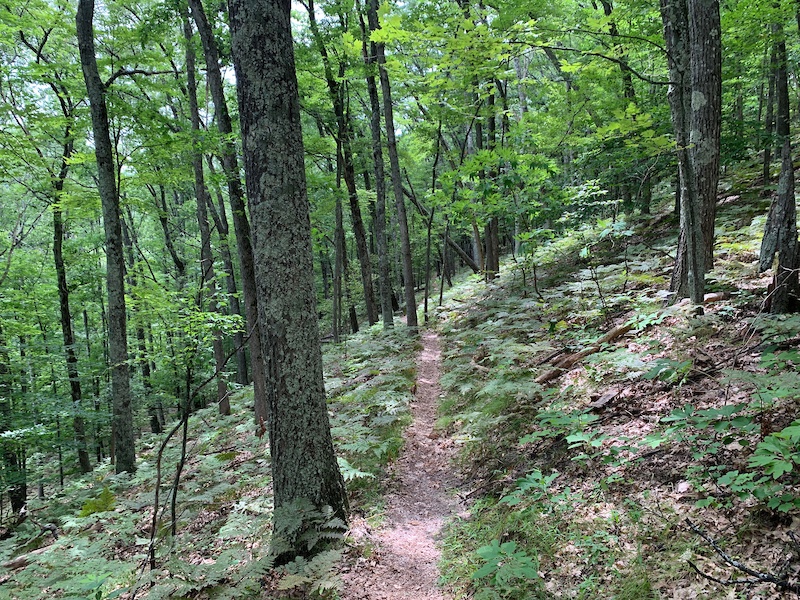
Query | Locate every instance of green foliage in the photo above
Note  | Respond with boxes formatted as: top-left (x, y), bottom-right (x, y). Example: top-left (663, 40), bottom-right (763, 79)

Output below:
top-left (472, 539), bottom-right (540, 597)
top-left (642, 358), bottom-right (693, 385)
top-left (271, 499), bottom-right (347, 560)
top-left (277, 549), bottom-right (343, 598)
top-left (79, 486), bottom-right (116, 517)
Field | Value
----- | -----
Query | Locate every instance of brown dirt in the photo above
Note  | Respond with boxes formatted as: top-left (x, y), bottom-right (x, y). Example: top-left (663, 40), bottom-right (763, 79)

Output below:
top-left (340, 330), bottom-right (462, 600)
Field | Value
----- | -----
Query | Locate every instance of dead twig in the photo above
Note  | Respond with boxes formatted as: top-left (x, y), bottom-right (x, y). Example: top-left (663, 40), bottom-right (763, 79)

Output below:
top-left (535, 322), bottom-right (634, 384)
top-left (686, 519), bottom-right (800, 594)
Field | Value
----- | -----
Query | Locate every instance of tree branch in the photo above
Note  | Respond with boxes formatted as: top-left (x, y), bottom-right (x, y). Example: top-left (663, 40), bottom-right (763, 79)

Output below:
top-left (104, 68), bottom-right (173, 88)
top-left (686, 519), bottom-right (800, 594)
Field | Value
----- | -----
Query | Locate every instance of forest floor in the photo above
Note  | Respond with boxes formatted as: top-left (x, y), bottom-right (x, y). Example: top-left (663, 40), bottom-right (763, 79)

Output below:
top-left (340, 330), bottom-right (463, 600)
top-left (5, 174), bottom-right (800, 600)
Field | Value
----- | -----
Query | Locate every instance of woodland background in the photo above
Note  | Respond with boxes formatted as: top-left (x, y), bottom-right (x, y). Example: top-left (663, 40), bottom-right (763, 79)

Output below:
top-left (1, 0), bottom-right (800, 597)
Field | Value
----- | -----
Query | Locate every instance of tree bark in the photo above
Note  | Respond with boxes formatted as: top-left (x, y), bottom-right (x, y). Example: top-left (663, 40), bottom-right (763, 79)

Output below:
top-left (305, 0), bottom-right (378, 327)
top-left (661, 0), bottom-right (719, 304)
top-left (229, 0), bottom-right (348, 557)
top-left (188, 0), bottom-right (267, 425)
top-left (76, 0), bottom-right (136, 474)
top-left (759, 29), bottom-right (799, 313)
top-left (689, 0), bottom-right (721, 269)
top-left (368, 0), bottom-right (417, 328)
top-left (359, 1), bottom-right (394, 329)
top-left (763, 44), bottom-right (777, 190)
top-left (205, 156), bottom-right (249, 386)
top-left (52, 135), bottom-right (92, 474)
top-left (0, 328), bottom-right (26, 513)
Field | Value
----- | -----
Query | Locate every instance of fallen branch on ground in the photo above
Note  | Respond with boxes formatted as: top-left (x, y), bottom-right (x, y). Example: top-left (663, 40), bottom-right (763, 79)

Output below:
top-left (686, 518), bottom-right (800, 594)
top-left (535, 322), bottom-right (634, 384)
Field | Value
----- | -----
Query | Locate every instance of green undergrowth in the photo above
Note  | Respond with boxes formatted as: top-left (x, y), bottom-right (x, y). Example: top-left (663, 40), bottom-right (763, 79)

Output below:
top-left (436, 190), bottom-right (800, 598)
top-left (324, 322), bottom-right (419, 508)
top-left (0, 321), bottom-right (418, 599)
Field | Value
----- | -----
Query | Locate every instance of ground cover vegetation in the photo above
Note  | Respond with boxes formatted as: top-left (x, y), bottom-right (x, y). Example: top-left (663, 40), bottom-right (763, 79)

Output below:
top-left (0, 0), bottom-right (800, 596)
top-left (435, 186), bottom-right (800, 598)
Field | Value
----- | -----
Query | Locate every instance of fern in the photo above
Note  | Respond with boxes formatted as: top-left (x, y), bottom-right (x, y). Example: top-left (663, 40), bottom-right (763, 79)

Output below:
top-left (79, 487), bottom-right (116, 517)
top-left (278, 549), bottom-right (343, 597)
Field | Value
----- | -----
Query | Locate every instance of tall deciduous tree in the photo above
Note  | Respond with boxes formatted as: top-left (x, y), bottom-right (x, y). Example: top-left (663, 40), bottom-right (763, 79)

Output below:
top-left (76, 0), bottom-right (135, 474)
top-left (759, 22), bottom-right (799, 313)
top-left (368, 0), bottom-right (417, 327)
top-left (228, 0), bottom-right (348, 556)
top-left (187, 0), bottom-right (268, 425)
top-left (357, 0), bottom-right (394, 329)
top-left (662, 0), bottom-right (721, 303)
top-left (304, 0), bottom-right (379, 327)
top-left (184, 15), bottom-right (230, 415)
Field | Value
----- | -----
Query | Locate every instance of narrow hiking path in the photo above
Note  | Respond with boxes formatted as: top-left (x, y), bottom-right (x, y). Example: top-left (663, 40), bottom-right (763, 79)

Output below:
top-left (341, 330), bottom-right (461, 600)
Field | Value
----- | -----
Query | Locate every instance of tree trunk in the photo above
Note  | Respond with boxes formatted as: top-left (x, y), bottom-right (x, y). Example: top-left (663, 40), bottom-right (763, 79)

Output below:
top-left (229, 0), bottom-right (348, 558)
top-left (661, 0), bottom-right (719, 304)
top-left (305, 1), bottom-right (378, 327)
top-left (185, 15), bottom-right (230, 415)
top-left (599, 0), bottom-right (636, 101)
top-left (188, 0), bottom-right (267, 425)
top-left (150, 183), bottom-right (186, 278)
top-left (368, 0), bottom-right (417, 328)
top-left (759, 30), bottom-right (799, 313)
top-left (121, 213), bottom-right (162, 434)
top-left (763, 43), bottom-right (777, 190)
top-left (689, 0), bottom-right (721, 269)
top-left (52, 138), bottom-right (92, 474)
top-left (0, 328), bottom-right (26, 513)
top-left (359, 1), bottom-right (394, 329)
top-left (76, 0), bottom-right (135, 474)
top-left (206, 156), bottom-right (249, 386)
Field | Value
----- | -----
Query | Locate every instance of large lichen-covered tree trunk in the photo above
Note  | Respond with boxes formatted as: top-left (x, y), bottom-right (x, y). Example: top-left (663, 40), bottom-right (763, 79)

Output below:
top-left (228, 0), bottom-right (349, 556)
top-left (76, 0), bottom-right (136, 474)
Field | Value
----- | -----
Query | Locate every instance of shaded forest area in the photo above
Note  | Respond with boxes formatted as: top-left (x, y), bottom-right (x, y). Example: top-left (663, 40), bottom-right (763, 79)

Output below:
top-left (1, 0), bottom-right (800, 597)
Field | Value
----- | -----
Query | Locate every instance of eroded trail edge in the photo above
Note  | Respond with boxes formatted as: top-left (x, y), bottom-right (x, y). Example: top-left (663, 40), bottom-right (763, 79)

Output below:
top-left (341, 330), bottom-right (461, 600)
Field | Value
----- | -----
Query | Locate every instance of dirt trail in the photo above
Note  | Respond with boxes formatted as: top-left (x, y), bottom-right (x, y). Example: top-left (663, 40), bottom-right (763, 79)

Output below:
top-left (341, 330), bottom-right (461, 600)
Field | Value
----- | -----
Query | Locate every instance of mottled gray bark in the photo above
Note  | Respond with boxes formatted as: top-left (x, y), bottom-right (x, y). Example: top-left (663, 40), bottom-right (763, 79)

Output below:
top-left (229, 0), bottom-right (348, 555)
top-left (689, 0), bottom-right (721, 269)
top-left (661, 0), bottom-right (719, 304)
top-left (76, 0), bottom-right (135, 474)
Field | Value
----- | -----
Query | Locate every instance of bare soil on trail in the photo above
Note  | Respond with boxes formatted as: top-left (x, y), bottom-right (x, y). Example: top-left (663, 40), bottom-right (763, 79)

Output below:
top-left (340, 330), bottom-right (462, 600)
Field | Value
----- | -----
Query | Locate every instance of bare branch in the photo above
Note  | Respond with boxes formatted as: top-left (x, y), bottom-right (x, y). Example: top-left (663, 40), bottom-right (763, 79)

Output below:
top-left (104, 68), bottom-right (173, 88)
top-left (686, 519), bottom-right (800, 594)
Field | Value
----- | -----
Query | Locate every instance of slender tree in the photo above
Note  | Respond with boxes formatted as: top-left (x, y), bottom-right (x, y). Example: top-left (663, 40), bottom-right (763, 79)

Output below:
top-left (661, 0), bottom-right (721, 303)
top-left (188, 0), bottom-right (268, 425)
top-left (358, 0), bottom-right (394, 329)
top-left (184, 15), bottom-right (230, 415)
top-left (76, 0), bottom-right (136, 473)
top-left (367, 0), bottom-right (417, 327)
top-left (304, 0), bottom-right (379, 327)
